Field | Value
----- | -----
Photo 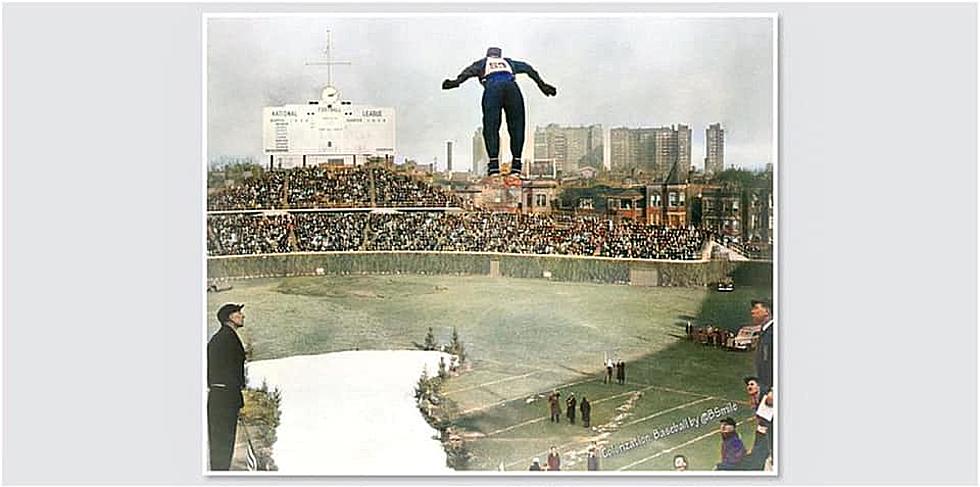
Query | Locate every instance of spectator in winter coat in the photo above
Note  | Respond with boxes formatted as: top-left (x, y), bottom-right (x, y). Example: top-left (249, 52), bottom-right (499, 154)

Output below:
top-left (548, 390), bottom-right (561, 423)
top-left (580, 396), bottom-right (592, 428)
top-left (546, 446), bottom-right (561, 471)
top-left (566, 393), bottom-right (577, 424)
top-left (715, 417), bottom-right (746, 470)
top-left (742, 376), bottom-right (773, 470)
top-left (751, 299), bottom-right (775, 394)
top-left (528, 457), bottom-right (542, 471)
top-left (587, 447), bottom-right (600, 471)
top-left (207, 303), bottom-right (247, 471)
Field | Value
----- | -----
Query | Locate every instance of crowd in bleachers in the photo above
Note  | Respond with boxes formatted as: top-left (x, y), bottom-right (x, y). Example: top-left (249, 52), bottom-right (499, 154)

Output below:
top-left (207, 211), bottom-right (709, 260)
top-left (207, 171), bottom-right (287, 211)
top-left (365, 213), bottom-right (606, 255)
top-left (207, 165), bottom-right (461, 210)
top-left (372, 169), bottom-right (462, 208)
top-left (292, 213), bottom-right (367, 252)
top-left (600, 221), bottom-right (705, 260)
top-left (287, 167), bottom-right (373, 208)
top-left (206, 165), bottom-right (711, 260)
top-left (207, 214), bottom-right (292, 255)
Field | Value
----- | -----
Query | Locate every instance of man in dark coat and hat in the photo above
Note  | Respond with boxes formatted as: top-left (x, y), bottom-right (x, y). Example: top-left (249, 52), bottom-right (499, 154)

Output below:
top-left (580, 395), bottom-right (592, 428)
top-left (548, 390), bottom-right (561, 423)
top-left (565, 392), bottom-right (577, 424)
top-left (207, 303), bottom-right (248, 470)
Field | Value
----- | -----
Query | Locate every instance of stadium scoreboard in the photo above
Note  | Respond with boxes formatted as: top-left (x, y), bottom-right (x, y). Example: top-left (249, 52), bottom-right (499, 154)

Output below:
top-left (263, 98), bottom-right (396, 161)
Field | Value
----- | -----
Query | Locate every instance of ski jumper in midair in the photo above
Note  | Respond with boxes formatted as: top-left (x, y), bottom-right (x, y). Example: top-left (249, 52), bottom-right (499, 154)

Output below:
top-left (442, 47), bottom-right (557, 179)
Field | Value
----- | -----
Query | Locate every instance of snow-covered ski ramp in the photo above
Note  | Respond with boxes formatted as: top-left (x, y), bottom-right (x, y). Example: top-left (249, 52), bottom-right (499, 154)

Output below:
top-left (246, 350), bottom-right (453, 475)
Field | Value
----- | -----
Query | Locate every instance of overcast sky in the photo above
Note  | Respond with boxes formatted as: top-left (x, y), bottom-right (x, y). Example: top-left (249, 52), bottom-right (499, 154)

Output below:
top-left (208, 15), bottom-right (774, 171)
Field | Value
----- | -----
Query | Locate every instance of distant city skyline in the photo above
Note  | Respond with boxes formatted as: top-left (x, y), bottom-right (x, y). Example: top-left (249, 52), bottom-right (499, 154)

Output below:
top-left (208, 15), bottom-right (774, 171)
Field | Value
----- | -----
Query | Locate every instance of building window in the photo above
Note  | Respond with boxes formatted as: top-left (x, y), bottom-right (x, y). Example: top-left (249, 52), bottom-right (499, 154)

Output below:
top-left (669, 192), bottom-right (678, 207)
top-left (578, 198), bottom-right (593, 209)
top-left (536, 194), bottom-right (547, 207)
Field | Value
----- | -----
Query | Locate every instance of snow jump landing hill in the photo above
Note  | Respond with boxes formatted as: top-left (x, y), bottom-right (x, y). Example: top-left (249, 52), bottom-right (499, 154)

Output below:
top-left (246, 350), bottom-right (453, 475)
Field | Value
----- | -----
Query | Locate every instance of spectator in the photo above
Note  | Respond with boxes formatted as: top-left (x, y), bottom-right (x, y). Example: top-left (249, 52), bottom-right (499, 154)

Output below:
top-left (546, 446), bottom-right (561, 471)
top-left (751, 299), bottom-right (776, 469)
top-left (751, 299), bottom-right (774, 394)
top-left (528, 457), bottom-right (542, 471)
top-left (741, 376), bottom-right (772, 471)
top-left (673, 455), bottom-right (689, 471)
top-left (548, 390), bottom-right (561, 423)
top-left (587, 446), bottom-right (600, 471)
top-left (565, 392), bottom-right (577, 424)
top-left (207, 303), bottom-right (248, 470)
top-left (715, 417), bottom-right (745, 470)
top-left (580, 396), bottom-right (591, 428)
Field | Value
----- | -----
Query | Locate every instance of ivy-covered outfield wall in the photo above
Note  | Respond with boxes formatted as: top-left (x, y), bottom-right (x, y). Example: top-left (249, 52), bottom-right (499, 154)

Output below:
top-left (207, 252), bottom-right (772, 288)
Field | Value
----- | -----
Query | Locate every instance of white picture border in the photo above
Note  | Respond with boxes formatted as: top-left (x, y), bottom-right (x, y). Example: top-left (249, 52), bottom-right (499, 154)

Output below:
top-left (202, 10), bottom-right (779, 477)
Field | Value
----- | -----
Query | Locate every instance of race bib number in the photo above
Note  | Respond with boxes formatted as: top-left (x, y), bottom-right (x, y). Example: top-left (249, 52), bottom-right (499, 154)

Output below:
top-left (484, 57), bottom-right (514, 77)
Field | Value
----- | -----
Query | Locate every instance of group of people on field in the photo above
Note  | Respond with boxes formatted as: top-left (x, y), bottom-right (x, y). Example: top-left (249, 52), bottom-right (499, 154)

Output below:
top-left (604, 358), bottom-right (627, 385)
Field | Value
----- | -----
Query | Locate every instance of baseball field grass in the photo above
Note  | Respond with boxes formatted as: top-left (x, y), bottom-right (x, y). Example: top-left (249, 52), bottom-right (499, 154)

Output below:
top-left (206, 273), bottom-right (772, 472)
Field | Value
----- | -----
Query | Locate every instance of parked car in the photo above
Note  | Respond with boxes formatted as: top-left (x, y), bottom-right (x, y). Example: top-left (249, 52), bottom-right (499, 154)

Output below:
top-left (728, 325), bottom-right (762, 350)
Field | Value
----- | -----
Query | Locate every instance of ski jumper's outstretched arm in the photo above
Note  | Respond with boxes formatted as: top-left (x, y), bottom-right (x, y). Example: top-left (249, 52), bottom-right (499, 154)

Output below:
top-left (509, 59), bottom-right (557, 96)
top-left (442, 60), bottom-right (484, 89)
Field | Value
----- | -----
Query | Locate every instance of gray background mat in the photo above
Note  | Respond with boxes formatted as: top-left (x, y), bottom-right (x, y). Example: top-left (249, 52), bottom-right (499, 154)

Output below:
top-left (3, 2), bottom-right (977, 485)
